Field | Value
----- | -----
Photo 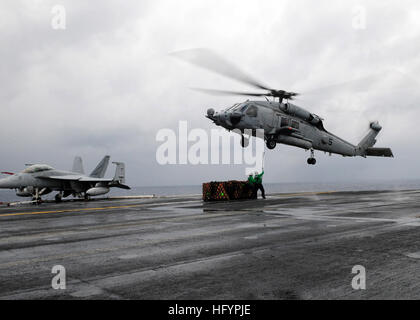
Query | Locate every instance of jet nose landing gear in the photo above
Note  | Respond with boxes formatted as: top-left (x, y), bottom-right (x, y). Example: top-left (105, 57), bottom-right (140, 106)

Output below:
top-left (307, 149), bottom-right (317, 165)
top-left (55, 193), bottom-right (63, 203)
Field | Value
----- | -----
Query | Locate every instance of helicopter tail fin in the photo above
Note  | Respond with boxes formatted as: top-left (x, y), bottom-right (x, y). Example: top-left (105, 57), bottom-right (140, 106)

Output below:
top-left (358, 122), bottom-right (382, 150)
top-left (356, 122), bottom-right (393, 157)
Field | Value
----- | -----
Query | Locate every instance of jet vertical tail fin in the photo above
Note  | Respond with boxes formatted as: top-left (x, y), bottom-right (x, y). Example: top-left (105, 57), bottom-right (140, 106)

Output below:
top-left (357, 122), bottom-right (393, 157)
top-left (72, 156), bottom-right (85, 174)
top-left (89, 155), bottom-right (110, 178)
top-left (112, 162), bottom-right (126, 184)
top-left (111, 162), bottom-right (130, 189)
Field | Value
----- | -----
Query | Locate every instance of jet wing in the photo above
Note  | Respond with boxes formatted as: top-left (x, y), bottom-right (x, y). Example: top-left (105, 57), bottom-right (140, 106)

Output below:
top-left (38, 175), bottom-right (84, 181)
top-left (39, 175), bottom-right (112, 182)
top-left (79, 177), bottom-right (113, 182)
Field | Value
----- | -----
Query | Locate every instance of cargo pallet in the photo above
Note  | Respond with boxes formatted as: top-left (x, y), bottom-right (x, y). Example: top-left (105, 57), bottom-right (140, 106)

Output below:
top-left (203, 181), bottom-right (256, 202)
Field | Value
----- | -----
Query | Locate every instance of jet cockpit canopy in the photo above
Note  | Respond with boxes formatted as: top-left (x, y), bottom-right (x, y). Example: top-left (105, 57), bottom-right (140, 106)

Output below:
top-left (22, 164), bottom-right (54, 174)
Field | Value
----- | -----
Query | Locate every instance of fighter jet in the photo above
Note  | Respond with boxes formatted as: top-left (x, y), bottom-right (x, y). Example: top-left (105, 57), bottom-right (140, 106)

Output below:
top-left (7, 156), bottom-right (95, 199)
top-left (0, 156), bottom-right (130, 203)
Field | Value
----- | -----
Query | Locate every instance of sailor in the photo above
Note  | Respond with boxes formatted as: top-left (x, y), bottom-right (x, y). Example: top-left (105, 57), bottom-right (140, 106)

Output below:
top-left (254, 171), bottom-right (266, 199)
top-left (247, 173), bottom-right (257, 199)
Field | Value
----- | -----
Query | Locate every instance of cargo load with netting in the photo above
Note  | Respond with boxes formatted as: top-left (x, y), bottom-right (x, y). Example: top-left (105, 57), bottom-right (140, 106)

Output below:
top-left (203, 181), bottom-right (256, 201)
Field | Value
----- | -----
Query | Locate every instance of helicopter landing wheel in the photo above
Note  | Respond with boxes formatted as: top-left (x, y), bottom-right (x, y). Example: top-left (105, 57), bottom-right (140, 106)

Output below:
top-left (266, 139), bottom-right (276, 150)
top-left (307, 158), bottom-right (316, 165)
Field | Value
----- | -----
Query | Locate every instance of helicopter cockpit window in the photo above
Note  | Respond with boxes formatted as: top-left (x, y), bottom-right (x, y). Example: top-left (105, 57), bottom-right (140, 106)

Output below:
top-left (239, 104), bottom-right (248, 112)
top-left (246, 105), bottom-right (258, 117)
top-left (227, 103), bottom-right (240, 111)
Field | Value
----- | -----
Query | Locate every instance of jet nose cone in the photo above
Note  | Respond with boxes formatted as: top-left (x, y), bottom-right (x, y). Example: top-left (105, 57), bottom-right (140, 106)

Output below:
top-left (0, 177), bottom-right (10, 188)
top-left (0, 175), bottom-right (18, 189)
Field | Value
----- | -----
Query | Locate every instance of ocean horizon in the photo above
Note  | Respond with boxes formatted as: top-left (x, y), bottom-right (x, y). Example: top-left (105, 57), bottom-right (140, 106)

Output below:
top-left (1, 178), bottom-right (420, 203)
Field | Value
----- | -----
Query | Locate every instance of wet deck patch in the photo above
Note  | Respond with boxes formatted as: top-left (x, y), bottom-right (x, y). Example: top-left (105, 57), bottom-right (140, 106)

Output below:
top-left (406, 252), bottom-right (420, 259)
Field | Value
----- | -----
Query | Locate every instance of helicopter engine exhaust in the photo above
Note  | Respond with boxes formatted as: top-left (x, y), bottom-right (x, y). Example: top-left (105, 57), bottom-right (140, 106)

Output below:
top-left (283, 103), bottom-right (322, 125)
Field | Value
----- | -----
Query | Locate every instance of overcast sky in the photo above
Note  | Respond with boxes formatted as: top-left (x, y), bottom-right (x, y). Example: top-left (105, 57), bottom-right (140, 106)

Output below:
top-left (1, 0), bottom-right (420, 187)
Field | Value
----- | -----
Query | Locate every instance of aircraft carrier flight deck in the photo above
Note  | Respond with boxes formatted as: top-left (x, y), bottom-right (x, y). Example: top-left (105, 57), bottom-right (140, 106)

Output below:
top-left (0, 189), bottom-right (419, 300)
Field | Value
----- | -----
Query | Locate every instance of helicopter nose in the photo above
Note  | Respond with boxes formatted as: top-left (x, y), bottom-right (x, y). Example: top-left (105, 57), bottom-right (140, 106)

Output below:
top-left (206, 108), bottom-right (223, 125)
top-left (207, 108), bottom-right (215, 117)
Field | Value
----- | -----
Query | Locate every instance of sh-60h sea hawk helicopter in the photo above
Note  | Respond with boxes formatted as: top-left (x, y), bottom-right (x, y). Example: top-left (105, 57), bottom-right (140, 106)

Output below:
top-left (173, 49), bottom-right (393, 165)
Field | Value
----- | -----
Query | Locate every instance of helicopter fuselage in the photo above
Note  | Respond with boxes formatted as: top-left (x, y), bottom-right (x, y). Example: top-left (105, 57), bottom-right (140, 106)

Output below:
top-left (173, 48), bottom-right (392, 165)
top-left (206, 100), bottom-right (378, 163)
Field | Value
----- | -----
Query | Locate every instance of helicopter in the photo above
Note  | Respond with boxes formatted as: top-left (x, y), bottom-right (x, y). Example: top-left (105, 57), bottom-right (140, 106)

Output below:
top-left (173, 49), bottom-right (393, 165)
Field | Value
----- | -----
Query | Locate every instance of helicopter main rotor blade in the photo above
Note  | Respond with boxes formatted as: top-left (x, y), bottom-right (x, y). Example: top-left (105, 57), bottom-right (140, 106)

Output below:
top-left (301, 68), bottom-right (417, 98)
top-left (302, 73), bottom-right (381, 97)
top-left (192, 87), bottom-right (299, 100)
top-left (191, 87), bottom-right (271, 97)
top-left (171, 48), bottom-right (272, 91)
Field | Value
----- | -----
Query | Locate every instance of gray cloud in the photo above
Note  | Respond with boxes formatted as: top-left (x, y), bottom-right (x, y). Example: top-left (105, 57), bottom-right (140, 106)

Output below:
top-left (1, 0), bottom-right (420, 187)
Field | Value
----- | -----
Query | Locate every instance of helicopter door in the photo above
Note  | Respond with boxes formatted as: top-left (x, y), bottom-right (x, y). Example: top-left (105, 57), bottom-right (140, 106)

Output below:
top-left (274, 115), bottom-right (281, 128)
top-left (245, 105), bottom-right (260, 128)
